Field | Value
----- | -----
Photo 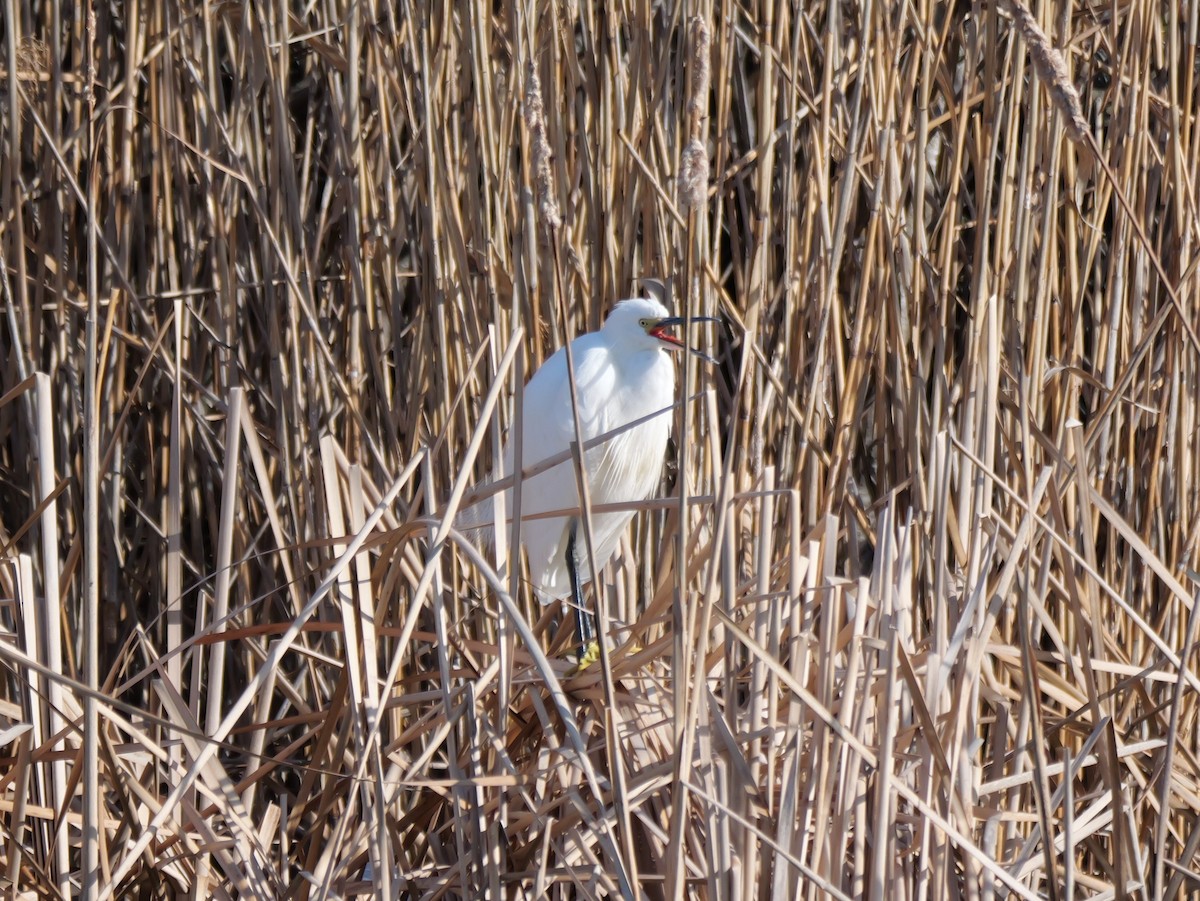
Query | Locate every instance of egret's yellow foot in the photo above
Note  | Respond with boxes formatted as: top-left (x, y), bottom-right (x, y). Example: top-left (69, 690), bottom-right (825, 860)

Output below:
top-left (575, 640), bottom-right (602, 670)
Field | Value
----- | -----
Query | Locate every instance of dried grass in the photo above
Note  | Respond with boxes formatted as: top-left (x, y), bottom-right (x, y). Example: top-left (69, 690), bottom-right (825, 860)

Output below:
top-left (2, 0), bottom-right (1200, 898)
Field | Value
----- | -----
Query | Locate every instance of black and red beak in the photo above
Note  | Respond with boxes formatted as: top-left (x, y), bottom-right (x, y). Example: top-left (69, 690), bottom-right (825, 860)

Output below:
top-left (649, 316), bottom-right (720, 363)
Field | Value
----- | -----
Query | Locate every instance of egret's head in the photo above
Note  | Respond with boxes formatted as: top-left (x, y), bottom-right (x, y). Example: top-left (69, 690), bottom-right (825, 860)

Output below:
top-left (604, 296), bottom-right (718, 362)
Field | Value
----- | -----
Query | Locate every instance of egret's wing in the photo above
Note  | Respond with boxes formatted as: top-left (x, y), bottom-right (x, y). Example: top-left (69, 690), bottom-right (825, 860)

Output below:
top-left (506, 338), bottom-right (617, 598)
top-left (514, 336), bottom-right (617, 480)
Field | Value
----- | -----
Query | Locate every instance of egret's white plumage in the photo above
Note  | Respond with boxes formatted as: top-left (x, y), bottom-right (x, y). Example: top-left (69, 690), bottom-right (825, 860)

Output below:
top-left (471, 295), bottom-right (696, 601)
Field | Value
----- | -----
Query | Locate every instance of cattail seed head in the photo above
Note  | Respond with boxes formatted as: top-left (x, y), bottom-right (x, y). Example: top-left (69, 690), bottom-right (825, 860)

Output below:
top-left (686, 17), bottom-right (712, 123)
top-left (523, 61), bottom-right (563, 229)
top-left (678, 138), bottom-right (709, 211)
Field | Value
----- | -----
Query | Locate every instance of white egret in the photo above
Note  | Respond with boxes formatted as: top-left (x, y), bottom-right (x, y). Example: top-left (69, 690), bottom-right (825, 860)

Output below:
top-left (468, 285), bottom-right (716, 656)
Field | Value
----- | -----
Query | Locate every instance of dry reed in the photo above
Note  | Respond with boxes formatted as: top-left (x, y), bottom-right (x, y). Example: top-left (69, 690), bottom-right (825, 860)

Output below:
top-left (1, 0), bottom-right (1199, 898)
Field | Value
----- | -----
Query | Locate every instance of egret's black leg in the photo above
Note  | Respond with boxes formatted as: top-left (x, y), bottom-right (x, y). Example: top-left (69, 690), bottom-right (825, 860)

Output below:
top-left (565, 521), bottom-right (595, 661)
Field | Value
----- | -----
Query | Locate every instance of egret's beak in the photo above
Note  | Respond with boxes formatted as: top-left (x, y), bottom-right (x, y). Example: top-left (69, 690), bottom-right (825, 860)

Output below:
top-left (649, 316), bottom-right (720, 364)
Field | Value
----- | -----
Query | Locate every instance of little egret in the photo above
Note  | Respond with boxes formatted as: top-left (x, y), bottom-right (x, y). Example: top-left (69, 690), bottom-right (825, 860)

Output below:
top-left (467, 287), bottom-right (716, 657)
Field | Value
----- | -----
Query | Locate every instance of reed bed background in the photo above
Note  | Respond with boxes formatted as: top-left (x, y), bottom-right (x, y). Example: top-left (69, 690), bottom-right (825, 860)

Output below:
top-left (2, 0), bottom-right (1199, 897)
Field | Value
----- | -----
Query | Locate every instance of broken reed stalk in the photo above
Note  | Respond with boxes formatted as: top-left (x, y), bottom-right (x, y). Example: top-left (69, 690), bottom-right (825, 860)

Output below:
top-left (998, 0), bottom-right (1088, 142)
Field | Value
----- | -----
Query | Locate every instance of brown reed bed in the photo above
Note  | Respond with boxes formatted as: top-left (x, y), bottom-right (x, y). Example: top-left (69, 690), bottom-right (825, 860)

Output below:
top-left (2, 0), bottom-right (1200, 897)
